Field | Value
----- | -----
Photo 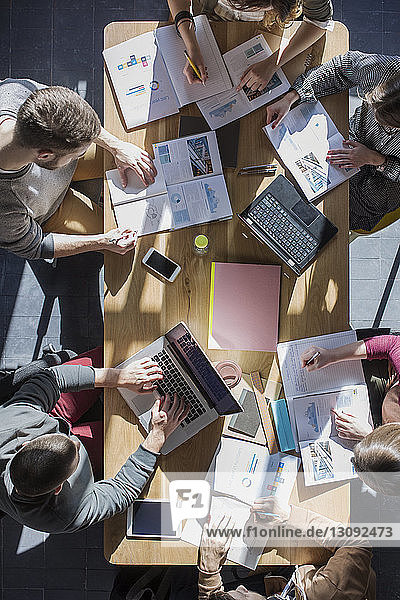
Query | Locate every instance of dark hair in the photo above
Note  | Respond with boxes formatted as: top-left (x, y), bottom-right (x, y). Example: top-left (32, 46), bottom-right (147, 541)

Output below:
top-left (352, 423), bottom-right (400, 495)
top-left (10, 433), bottom-right (78, 496)
top-left (15, 86), bottom-right (101, 152)
top-left (365, 74), bottom-right (400, 129)
top-left (226, 0), bottom-right (301, 26)
top-left (210, 592), bottom-right (235, 600)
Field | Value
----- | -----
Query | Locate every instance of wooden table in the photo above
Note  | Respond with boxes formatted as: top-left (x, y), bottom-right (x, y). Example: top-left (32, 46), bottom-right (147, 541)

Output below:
top-left (104, 20), bottom-right (350, 565)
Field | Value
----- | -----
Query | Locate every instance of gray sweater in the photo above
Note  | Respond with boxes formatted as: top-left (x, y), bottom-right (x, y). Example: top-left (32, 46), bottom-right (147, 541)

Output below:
top-left (0, 369), bottom-right (158, 533)
top-left (0, 78), bottom-right (78, 259)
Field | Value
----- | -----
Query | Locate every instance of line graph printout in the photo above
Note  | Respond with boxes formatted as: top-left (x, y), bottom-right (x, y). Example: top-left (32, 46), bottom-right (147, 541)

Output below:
top-left (264, 101), bottom-right (359, 201)
top-left (197, 35), bottom-right (290, 129)
top-left (103, 30), bottom-right (179, 129)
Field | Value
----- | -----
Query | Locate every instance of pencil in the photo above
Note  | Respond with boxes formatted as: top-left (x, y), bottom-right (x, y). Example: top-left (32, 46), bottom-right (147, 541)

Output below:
top-left (184, 50), bottom-right (205, 86)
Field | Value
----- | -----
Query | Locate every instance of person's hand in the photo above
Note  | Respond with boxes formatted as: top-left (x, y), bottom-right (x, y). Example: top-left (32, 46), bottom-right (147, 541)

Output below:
top-left (326, 140), bottom-right (385, 169)
top-left (113, 141), bottom-right (157, 187)
top-left (265, 90), bottom-right (299, 128)
top-left (300, 346), bottom-right (333, 372)
top-left (183, 43), bottom-right (207, 85)
top-left (199, 516), bottom-right (233, 573)
top-left (237, 54), bottom-right (278, 93)
top-left (143, 393), bottom-right (190, 453)
top-left (102, 227), bottom-right (138, 254)
top-left (331, 409), bottom-right (373, 440)
top-left (116, 357), bottom-right (163, 393)
top-left (250, 496), bottom-right (291, 525)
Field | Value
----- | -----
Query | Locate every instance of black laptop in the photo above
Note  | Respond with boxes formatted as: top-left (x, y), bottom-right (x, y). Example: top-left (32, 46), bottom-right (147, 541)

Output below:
top-left (238, 175), bottom-right (338, 276)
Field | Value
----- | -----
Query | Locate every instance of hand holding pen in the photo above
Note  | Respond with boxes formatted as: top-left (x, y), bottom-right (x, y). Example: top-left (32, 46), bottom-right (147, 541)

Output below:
top-left (183, 49), bottom-right (207, 85)
top-left (300, 346), bottom-right (331, 371)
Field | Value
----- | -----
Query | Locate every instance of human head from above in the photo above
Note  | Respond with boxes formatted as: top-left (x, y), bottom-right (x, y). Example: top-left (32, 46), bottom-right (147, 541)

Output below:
top-left (225, 0), bottom-right (301, 26)
top-left (366, 74), bottom-right (400, 131)
top-left (352, 423), bottom-right (400, 496)
top-left (10, 433), bottom-right (80, 497)
top-left (14, 86), bottom-right (101, 170)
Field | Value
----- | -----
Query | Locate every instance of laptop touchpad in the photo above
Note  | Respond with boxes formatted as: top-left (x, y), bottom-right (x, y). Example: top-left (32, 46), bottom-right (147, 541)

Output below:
top-left (291, 200), bottom-right (318, 226)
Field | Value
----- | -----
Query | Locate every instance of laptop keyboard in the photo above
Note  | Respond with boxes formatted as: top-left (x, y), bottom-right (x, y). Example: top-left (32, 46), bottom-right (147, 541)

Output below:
top-left (153, 349), bottom-right (206, 427)
top-left (249, 192), bottom-right (318, 264)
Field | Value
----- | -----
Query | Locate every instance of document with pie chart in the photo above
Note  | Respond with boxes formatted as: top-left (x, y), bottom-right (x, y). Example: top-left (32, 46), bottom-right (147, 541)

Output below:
top-left (106, 131), bottom-right (232, 236)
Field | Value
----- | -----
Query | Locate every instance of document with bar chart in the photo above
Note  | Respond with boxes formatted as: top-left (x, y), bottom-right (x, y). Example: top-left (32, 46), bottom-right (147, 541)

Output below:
top-left (107, 131), bottom-right (232, 236)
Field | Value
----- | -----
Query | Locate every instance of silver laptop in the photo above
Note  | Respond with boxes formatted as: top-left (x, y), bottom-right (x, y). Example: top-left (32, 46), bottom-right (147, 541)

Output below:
top-left (117, 322), bottom-right (242, 454)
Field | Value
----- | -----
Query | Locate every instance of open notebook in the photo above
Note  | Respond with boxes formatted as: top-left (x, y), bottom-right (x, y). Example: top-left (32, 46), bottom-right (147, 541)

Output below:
top-left (107, 131), bottom-right (232, 236)
top-left (197, 34), bottom-right (290, 129)
top-left (103, 16), bottom-right (231, 129)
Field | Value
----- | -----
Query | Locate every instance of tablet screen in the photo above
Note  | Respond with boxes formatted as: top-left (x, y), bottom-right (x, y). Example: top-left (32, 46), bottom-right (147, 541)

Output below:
top-left (128, 500), bottom-right (179, 538)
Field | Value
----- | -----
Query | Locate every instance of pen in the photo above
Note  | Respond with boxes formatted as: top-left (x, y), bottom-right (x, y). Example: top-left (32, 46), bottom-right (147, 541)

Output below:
top-left (184, 50), bottom-right (205, 86)
top-left (256, 512), bottom-right (280, 519)
top-left (238, 170), bottom-right (276, 176)
top-left (305, 351), bottom-right (320, 366)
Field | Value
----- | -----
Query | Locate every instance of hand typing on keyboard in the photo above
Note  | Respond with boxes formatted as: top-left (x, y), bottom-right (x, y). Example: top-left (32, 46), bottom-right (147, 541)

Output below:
top-left (142, 393), bottom-right (190, 453)
top-left (112, 357), bottom-right (163, 393)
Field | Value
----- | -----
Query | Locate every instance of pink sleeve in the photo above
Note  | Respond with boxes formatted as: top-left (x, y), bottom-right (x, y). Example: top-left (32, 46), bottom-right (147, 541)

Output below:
top-left (365, 335), bottom-right (400, 374)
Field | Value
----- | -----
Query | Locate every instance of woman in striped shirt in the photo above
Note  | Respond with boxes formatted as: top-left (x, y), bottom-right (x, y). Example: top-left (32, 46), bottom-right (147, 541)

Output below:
top-left (168, 0), bottom-right (333, 90)
top-left (266, 51), bottom-right (400, 231)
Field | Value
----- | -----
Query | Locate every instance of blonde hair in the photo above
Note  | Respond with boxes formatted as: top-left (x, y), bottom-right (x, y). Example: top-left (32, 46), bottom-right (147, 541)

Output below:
top-left (227, 0), bottom-right (302, 27)
top-left (352, 423), bottom-right (400, 496)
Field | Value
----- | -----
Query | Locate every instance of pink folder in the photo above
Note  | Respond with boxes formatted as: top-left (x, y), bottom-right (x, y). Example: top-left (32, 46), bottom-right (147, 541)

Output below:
top-left (208, 262), bottom-right (280, 352)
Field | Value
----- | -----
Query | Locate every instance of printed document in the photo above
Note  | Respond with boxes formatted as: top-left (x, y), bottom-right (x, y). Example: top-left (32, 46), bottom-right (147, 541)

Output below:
top-left (107, 131), bottom-right (232, 236)
top-left (197, 35), bottom-right (290, 129)
top-left (264, 101), bottom-right (359, 201)
top-left (277, 331), bottom-right (370, 485)
top-left (103, 30), bottom-right (179, 129)
top-left (294, 386), bottom-right (372, 486)
top-left (181, 436), bottom-right (298, 569)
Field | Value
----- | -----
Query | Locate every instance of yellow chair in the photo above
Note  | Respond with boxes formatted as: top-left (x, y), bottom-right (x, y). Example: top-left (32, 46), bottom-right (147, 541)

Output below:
top-left (349, 206), bottom-right (400, 243)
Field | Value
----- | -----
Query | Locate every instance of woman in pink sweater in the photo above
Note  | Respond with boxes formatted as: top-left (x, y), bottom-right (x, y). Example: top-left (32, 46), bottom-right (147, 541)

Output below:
top-left (301, 335), bottom-right (400, 495)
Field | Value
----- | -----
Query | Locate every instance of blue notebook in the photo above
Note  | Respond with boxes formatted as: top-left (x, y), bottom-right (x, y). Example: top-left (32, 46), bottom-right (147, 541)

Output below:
top-left (270, 398), bottom-right (295, 452)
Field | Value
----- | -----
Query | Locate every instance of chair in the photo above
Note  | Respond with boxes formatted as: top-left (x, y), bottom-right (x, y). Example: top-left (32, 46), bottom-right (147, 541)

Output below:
top-left (349, 206), bottom-right (400, 243)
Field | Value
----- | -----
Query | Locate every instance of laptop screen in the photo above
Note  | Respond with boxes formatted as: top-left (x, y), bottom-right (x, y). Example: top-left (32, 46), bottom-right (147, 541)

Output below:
top-left (165, 323), bottom-right (242, 415)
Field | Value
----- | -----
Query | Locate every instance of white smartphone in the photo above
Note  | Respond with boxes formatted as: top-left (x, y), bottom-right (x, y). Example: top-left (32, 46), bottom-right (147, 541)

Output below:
top-left (142, 247), bottom-right (181, 282)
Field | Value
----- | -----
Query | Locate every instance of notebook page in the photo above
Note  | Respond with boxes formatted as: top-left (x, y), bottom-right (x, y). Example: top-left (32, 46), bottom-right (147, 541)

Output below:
top-left (155, 15), bottom-right (231, 106)
top-left (277, 330), bottom-right (365, 398)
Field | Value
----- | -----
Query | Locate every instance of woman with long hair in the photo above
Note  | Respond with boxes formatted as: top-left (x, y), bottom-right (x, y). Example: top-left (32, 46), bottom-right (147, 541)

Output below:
top-left (168, 0), bottom-right (333, 89)
top-left (266, 51), bottom-right (400, 231)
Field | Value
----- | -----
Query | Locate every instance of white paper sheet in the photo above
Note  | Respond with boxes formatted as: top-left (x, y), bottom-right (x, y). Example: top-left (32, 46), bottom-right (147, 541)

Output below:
top-left (277, 330), bottom-right (365, 399)
top-left (155, 15), bottom-right (232, 106)
top-left (264, 101), bottom-right (359, 201)
top-left (106, 155), bottom-right (166, 206)
top-left (153, 131), bottom-right (223, 185)
top-left (197, 35), bottom-right (290, 129)
top-left (212, 437), bottom-right (298, 506)
top-left (181, 495), bottom-right (263, 570)
top-left (103, 30), bottom-right (179, 129)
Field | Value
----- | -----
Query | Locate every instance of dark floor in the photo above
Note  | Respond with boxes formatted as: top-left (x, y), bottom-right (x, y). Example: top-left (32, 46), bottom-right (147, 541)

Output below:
top-left (0, 0), bottom-right (399, 598)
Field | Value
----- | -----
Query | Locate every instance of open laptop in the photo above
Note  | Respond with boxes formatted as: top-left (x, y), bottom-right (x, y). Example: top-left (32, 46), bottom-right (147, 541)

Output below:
top-left (238, 175), bottom-right (338, 276)
top-left (117, 322), bottom-right (242, 454)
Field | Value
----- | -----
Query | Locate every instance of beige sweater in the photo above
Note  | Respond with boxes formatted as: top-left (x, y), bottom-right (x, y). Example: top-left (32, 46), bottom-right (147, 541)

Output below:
top-left (198, 505), bottom-right (376, 600)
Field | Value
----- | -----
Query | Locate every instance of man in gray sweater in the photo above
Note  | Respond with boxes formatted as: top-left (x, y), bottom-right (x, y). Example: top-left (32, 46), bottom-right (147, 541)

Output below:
top-left (0, 78), bottom-right (157, 259)
top-left (0, 358), bottom-right (188, 533)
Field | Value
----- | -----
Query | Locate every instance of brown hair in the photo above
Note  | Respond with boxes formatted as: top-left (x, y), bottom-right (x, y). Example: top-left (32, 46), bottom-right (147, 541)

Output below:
top-left (226, 0), bottom-right (302, 27)
top-left (10, 433), bottom-right (78, 496)
top-left (352, 423), bottom-right (400, 496)
top-left (365, 74), bottom-right (400, 129)
top-left (15, 86), bottom-right (101, 152)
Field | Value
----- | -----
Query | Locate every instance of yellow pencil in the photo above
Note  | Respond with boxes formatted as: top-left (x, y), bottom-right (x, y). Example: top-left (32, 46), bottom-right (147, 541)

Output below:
top-left (184, 50), bottom-right (205, 86)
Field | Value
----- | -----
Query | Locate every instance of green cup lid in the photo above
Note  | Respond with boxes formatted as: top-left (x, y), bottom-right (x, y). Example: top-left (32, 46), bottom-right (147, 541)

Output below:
top-left (194, 234), bottom-right (209, 249)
